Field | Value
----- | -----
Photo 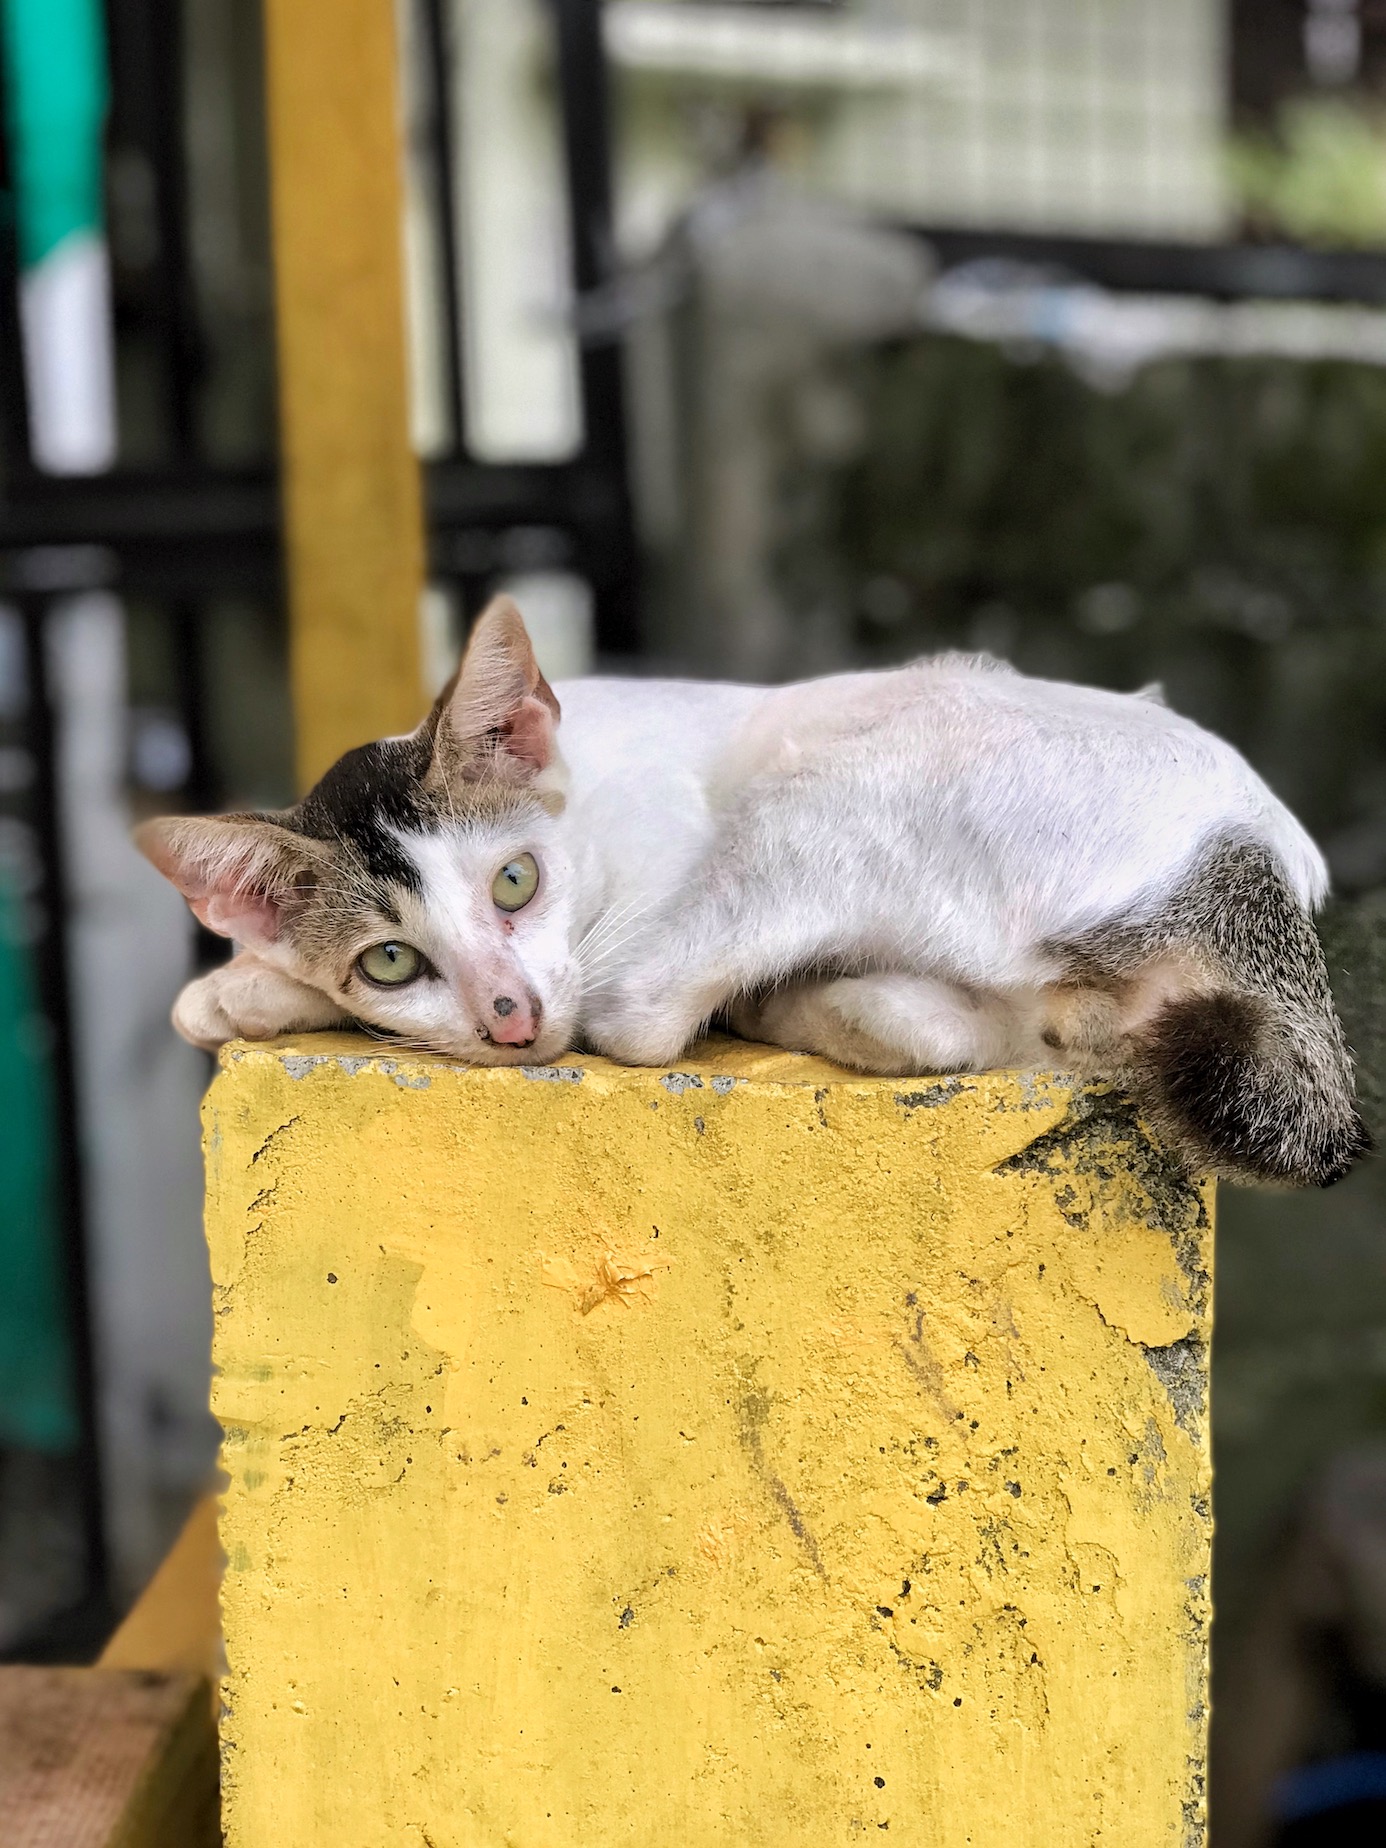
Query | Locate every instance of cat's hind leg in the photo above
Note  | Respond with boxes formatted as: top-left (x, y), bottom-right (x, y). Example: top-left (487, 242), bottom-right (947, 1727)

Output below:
top-left (1064, 843), bottom-right (1369, 1185)
top-left (729, 973), bottom-right (1033, 1076)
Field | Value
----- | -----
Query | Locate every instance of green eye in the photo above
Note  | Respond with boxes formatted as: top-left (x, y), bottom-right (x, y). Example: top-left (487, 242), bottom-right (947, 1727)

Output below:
top-left (358, 941), bottom-right (423, 986)
top-left (492, 852), bottom-right (539, 913)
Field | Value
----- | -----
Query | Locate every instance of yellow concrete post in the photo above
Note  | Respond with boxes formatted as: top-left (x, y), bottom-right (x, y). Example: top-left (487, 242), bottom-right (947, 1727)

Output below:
top-left (206, 1036), bottom-right (1212, 1847)
top-left (263, 0), bottom-right (426, 791)
top-left (100, 1495), bottom-right (223, 1693)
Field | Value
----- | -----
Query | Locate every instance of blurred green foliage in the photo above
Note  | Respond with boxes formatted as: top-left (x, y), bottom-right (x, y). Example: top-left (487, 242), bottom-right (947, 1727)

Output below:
top-left (1230, 98), bottom-right (1386, 249)
top-left (779, 334), bottom-right (1386, 881)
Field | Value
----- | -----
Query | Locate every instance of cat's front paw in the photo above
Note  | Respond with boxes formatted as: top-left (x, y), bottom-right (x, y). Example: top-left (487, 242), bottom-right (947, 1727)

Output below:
top-left (587, 987), bottom-right (704, 1067)
top-left (170, 955), bottom-right (348, 1050)
top-left (172, 966), bottom-right (243, 1050)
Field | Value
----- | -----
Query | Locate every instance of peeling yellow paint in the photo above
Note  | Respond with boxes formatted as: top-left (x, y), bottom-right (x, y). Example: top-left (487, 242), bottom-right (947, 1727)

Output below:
top-left (207, 1036), bottom-right (1211, 1847)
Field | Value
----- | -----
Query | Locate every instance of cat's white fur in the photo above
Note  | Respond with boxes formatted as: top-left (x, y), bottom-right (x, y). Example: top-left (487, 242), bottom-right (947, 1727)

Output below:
top-left (172, 646), bottom-right (1324, 1077)
top-left (564, 662), bottom-right (1324, 1067)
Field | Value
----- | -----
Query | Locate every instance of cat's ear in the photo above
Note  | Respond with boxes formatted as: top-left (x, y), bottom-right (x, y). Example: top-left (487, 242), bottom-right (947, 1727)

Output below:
top-left (432, 596), bottom-right (560, 781)
top-left (134, 815), bottom-right (329, 948)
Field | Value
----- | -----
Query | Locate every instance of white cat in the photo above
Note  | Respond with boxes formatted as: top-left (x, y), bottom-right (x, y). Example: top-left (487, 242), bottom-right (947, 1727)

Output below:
top-left (138, 597), bottom-right (1366, 1185)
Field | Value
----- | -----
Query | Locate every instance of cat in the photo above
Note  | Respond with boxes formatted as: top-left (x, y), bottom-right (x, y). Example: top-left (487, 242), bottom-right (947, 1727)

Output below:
top-left (137, 595), bottom-right (1367, 1187)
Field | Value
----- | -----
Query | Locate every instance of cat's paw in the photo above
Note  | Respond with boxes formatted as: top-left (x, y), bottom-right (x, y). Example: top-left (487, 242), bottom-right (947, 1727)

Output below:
top-left (587, 990), bottom-right (703, 1067)
top-left (172, 967), bottom-right (244, 1050)
top-left (170, 956), bottom-right (348, 1050)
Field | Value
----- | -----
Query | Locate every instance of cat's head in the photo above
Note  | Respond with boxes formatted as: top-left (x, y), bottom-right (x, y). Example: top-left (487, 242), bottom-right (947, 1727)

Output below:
top-left (137, 597), bottom-right (583, 1063)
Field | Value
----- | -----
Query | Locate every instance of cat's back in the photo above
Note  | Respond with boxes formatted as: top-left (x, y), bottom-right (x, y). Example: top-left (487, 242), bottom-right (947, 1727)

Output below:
top-left (553, 678), bottom-right (767, 896)
top-left (711, 651), bottom-right (1184, 783)
top-left (554, 675), bottom-right (764, 786)
top-left (553, 659), bottom-right (1323, 918)
top-left (724, 651), bottom-right (1327, 915)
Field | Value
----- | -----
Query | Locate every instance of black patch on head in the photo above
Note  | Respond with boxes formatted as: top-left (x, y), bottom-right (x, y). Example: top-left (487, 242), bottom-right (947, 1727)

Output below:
top-left (290, 734), bottom-right (434, 892)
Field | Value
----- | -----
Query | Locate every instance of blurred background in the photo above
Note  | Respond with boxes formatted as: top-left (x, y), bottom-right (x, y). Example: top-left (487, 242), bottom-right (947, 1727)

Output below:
top-left (3, 1), bottom-right (1386, 1840)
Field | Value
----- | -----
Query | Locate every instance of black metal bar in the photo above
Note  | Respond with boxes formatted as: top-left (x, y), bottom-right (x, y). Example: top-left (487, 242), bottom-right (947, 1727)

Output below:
top-left (168, 605), bottom-right (229, 973)
top-left (0, 457), bottom-right (624, 562)
top-left (169, 592), bottom-right (216, 817)
top-left (17, 598), bottom-right (109, 1617)
top-left (549, 1), bottom-right (621, 391)
top-left (169, 604), bottom-right (217, 815)
top-left (912, 225), bottom-right (1386, 307)
top-left (0, 468), bottom-right (279, 552)
top-left (427, 457), bottom-right (626, 527)
top-left (419, 0), bottom-right (469, 456)
top-left (103, 0), bottom-right (208, 459)
top-left (0, 25), bottom-right (35, 479)
top-left (136, 0), bottom-right (226, 833)
top-left (547, 0), bottom-right (642, 656)
top-left (146, 0), bottom-right (204, 456)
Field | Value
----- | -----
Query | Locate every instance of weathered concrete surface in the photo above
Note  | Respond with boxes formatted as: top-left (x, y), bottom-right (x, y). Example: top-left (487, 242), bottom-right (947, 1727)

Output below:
top-left (205, 1034), bottom-right (1212, 1847)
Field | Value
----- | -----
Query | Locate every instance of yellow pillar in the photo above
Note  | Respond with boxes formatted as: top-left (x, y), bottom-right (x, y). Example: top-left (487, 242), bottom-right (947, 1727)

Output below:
top-left (263, 0), bottom-right (425, 791)
top-left (206, 1037), bottom-right (1212, 1846)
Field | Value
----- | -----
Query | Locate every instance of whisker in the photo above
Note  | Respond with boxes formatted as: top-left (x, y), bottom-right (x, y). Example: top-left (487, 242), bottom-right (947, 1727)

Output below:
top-left (578, 938), bottom-right (651, 981)
top-left (576, 928), bottom-right (657, 980)
top-left (355, 1022), bottom-right (459, 1059)
top-left (575, 897), bottom-right (659, 968)
top-left (579, 902), bottom-right (658, 949)
top-left (575, 892), bottom-right (653, 945)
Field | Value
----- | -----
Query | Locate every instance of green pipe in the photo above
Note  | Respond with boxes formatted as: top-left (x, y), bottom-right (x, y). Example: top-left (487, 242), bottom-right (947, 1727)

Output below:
top-left (0, 0), bottom-right (109, 269)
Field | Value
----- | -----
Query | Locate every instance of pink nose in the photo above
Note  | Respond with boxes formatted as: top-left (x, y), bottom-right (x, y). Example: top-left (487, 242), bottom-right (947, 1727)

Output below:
top-left (489, 993), bottom-right (538, 1046)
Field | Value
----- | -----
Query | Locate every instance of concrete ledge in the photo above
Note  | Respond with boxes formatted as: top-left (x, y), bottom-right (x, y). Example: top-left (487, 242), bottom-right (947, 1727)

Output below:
top-left (205, 1034), bottom-right (1211, 1847)
top-left (0, 1664), bottom-right (220, 1847)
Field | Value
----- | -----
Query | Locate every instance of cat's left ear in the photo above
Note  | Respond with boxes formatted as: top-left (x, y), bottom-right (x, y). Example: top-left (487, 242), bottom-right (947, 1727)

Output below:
top-left (431, 595), bottom-right (561, 783)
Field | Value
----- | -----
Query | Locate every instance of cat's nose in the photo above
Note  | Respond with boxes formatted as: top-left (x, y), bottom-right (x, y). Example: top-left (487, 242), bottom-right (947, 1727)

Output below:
top-left (489, 993), bottom-right (538, 1045)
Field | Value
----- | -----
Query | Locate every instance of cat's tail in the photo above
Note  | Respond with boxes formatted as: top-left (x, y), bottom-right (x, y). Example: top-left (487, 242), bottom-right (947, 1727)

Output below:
top-left (1127, 846), bottom-right (1369, 1187)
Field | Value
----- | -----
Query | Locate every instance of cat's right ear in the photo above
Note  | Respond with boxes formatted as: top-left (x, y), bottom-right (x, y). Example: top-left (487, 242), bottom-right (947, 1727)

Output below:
top-left (134, 815), bottom-right (327, 949)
